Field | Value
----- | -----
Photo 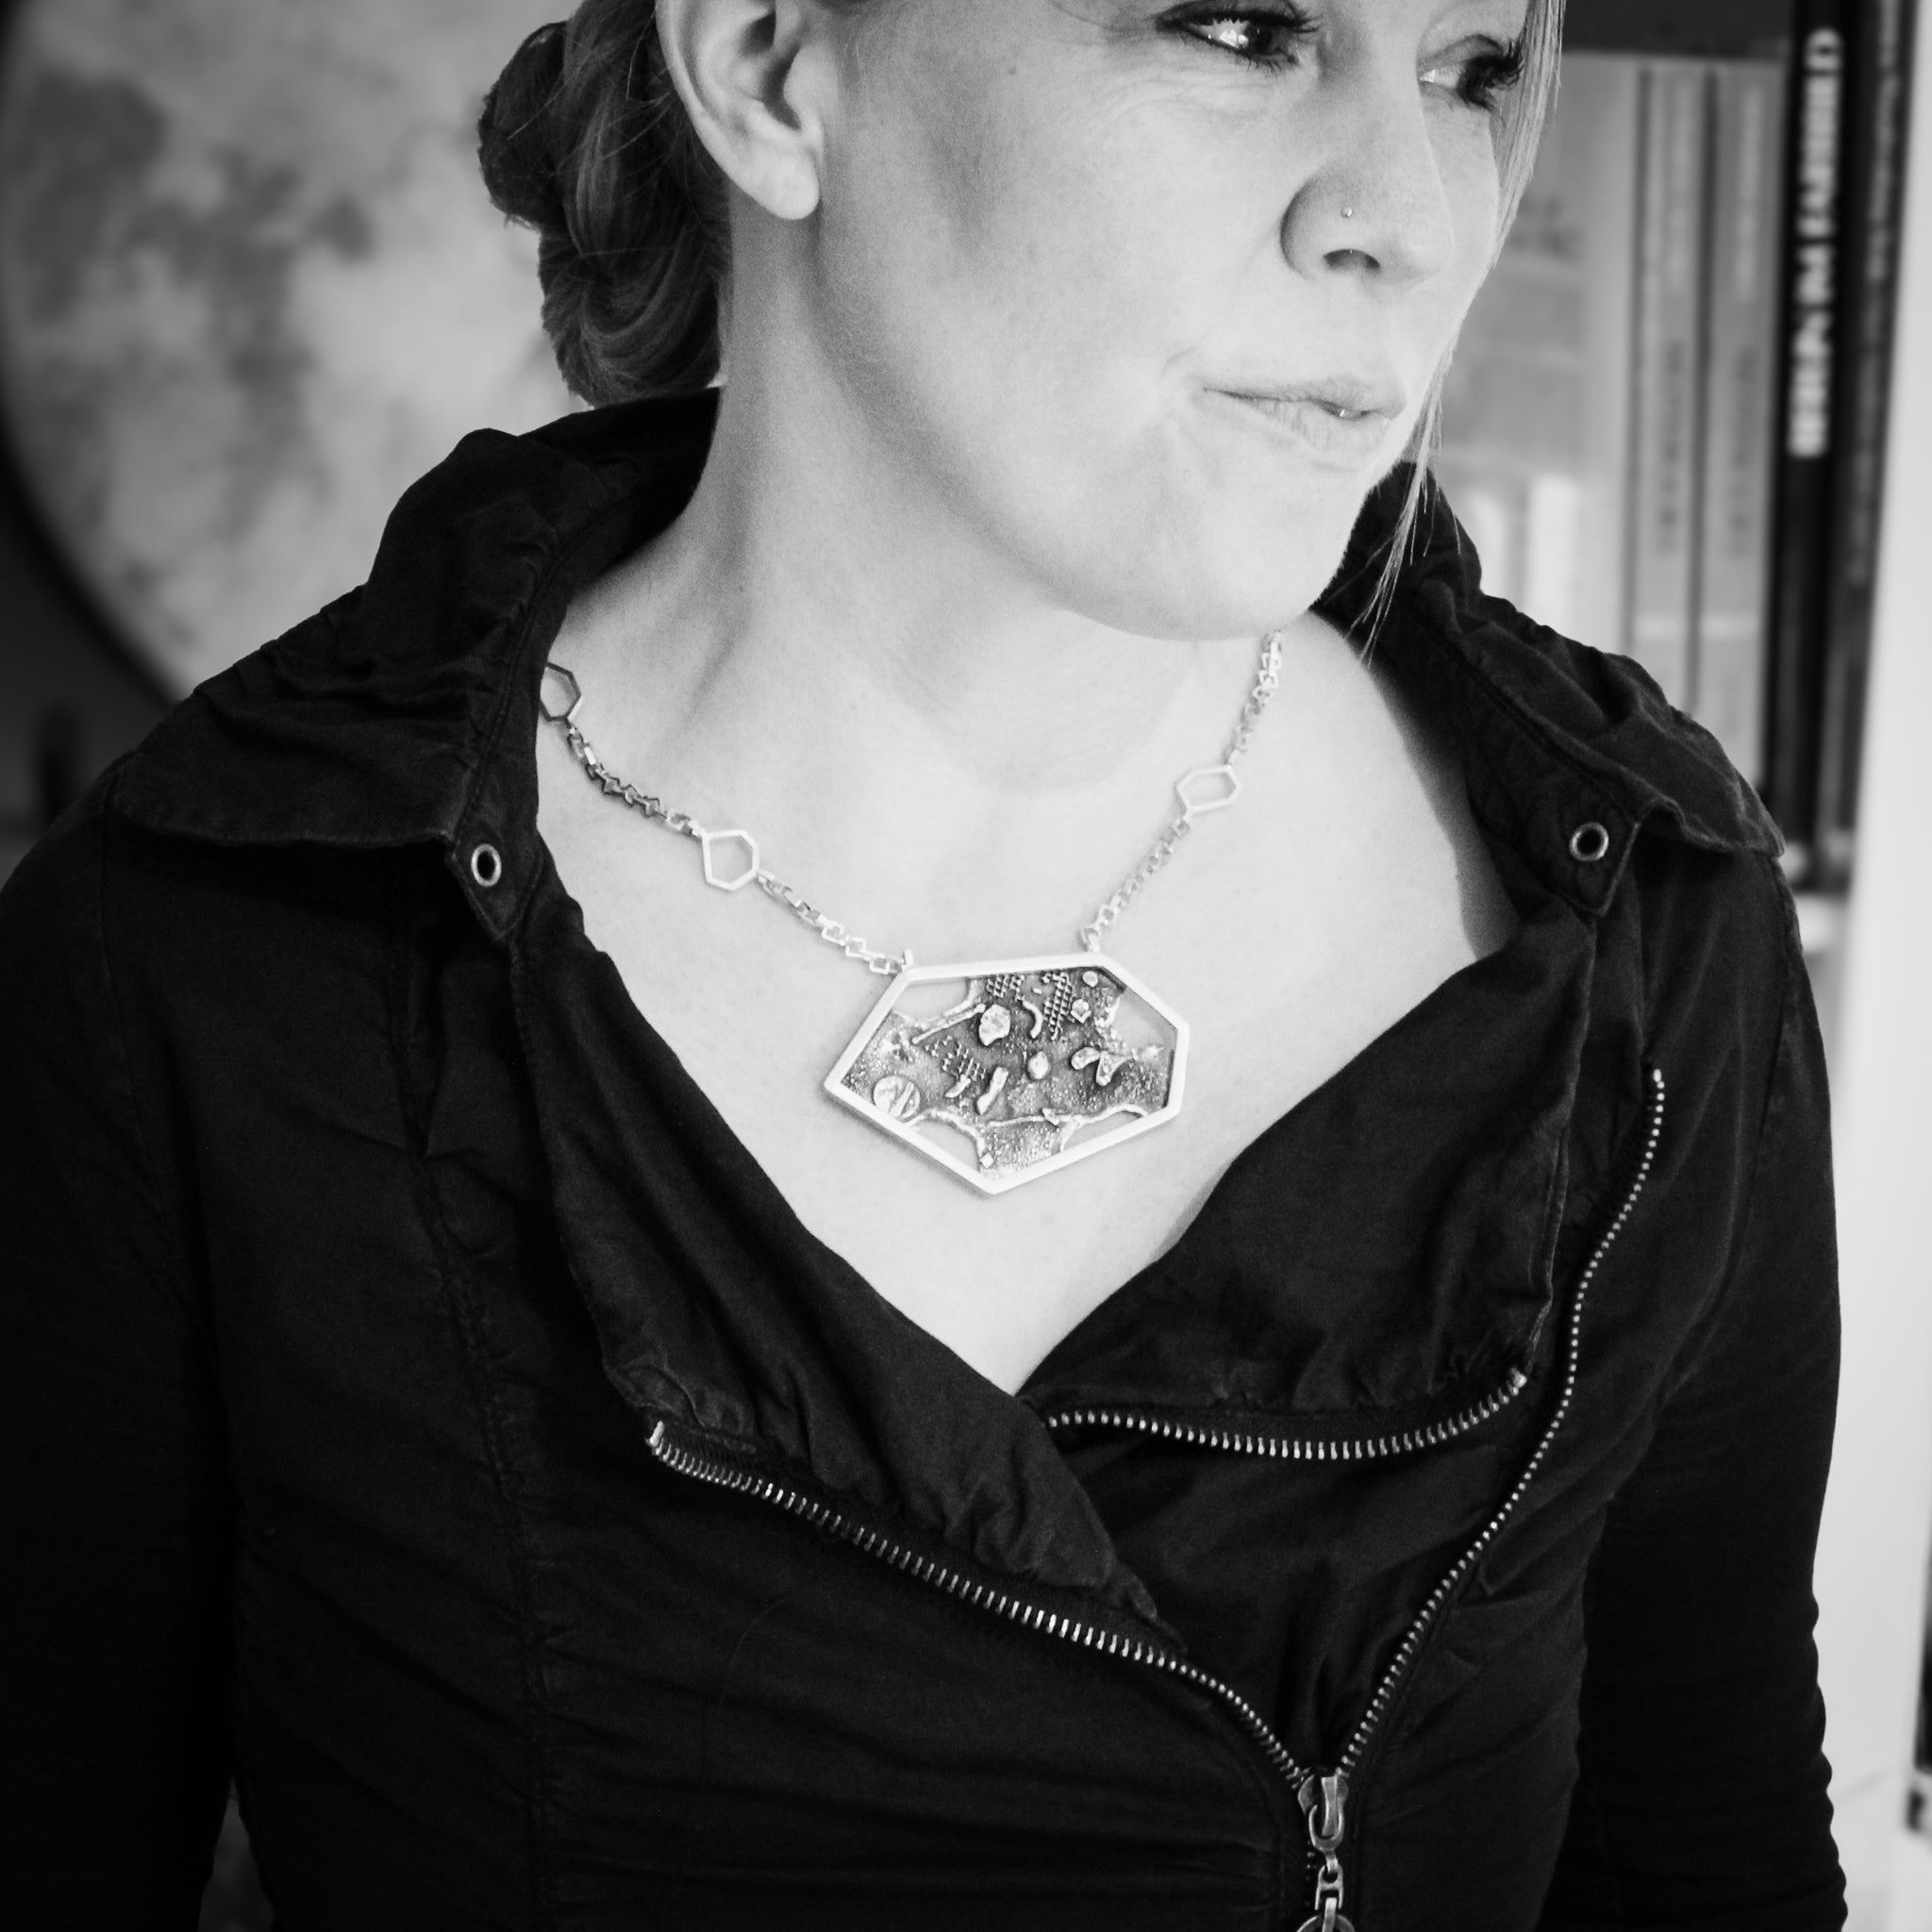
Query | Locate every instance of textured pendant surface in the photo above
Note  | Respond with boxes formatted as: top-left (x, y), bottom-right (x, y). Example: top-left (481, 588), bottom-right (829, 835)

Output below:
top-left (824, 954), bottom-right (1187, 1196)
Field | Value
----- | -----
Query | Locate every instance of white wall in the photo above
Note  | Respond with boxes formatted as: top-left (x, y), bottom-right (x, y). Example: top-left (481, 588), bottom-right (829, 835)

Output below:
top-left (1811, 12), bottom-right (1932, 1924)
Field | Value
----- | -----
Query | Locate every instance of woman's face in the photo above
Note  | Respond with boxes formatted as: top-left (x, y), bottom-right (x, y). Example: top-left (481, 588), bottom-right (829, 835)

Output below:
top-left (796, 0), bottom-right (1531, 638)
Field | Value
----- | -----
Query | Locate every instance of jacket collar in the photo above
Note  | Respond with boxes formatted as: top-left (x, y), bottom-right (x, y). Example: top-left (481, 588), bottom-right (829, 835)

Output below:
top-left (111, 395), bottom-right (716, 942)
top-left (1319, 468), bottom-right (1782, 910)
top-left (112, 394), bottom-right (1781, 922)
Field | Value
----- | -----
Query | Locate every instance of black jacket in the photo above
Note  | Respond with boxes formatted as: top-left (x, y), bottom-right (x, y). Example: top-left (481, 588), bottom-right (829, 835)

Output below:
top-left (0, 396), bottom-right (1843, 1930)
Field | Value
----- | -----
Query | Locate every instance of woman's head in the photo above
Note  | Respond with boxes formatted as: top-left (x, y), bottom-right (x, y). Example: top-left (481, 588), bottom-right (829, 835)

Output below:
top-left (482, 0), bottom-right (1562, 637)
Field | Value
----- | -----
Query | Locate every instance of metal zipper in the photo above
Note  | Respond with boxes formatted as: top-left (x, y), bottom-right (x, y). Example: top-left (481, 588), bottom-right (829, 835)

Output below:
top-left (1271, 1069), bottom-right (1667, 1930)
top-left (1041, 1367), bottom-right (1530, 1463)
top-left (644, 1419), bottom-right (1311, 1795)
top-left (1335, 1068), bottom-right (1666, 1786)
top-left (646, 1066), bottom-right (1664, 1930)
top-left (1296, 1771), bottom-right (1352, 1932)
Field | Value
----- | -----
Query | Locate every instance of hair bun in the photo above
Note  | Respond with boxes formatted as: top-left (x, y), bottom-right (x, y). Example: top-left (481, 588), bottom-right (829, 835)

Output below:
top-left (477, 22), bottom-right (573, 238)
top-left (478, 2), bottom-right (725, 404)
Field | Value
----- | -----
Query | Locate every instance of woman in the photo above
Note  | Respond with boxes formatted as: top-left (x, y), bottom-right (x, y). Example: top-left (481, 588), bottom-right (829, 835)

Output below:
top-left (0, 0), bottom-right (1843, 1925)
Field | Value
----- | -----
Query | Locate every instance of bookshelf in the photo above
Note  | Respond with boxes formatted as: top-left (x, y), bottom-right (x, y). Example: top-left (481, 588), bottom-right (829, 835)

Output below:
top-left (1447, 1), bottom-right (1911, 891)
top-left (1448, 10), bottom-right (1929, 1917)
top-left (1807, 3), bottom-right (1932, 1922)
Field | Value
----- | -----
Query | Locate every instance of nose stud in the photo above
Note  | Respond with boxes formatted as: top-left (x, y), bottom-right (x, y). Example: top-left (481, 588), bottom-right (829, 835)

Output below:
top-left (1342, 206), bottom-right (1354, 219)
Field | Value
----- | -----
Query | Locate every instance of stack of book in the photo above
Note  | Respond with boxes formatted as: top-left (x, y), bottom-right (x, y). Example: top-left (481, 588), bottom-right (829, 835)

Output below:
top-left (1437, 0), bottom-right (1918, 887)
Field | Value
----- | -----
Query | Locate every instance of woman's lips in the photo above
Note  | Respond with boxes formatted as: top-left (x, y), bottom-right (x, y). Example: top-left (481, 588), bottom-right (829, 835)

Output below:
top-left (1206, 381), bottom-right (1403, 465)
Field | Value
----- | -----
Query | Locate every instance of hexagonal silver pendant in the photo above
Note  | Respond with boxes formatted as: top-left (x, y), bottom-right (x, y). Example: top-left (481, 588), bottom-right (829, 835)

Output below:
top-left (824, 954), bottom-right (1188, 1196)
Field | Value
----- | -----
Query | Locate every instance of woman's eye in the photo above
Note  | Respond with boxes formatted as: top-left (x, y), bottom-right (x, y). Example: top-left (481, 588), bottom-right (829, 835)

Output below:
top-left (1421, 39), bottom-right (1526, 113)
top-left (1169, 7), bottom-right (1320, 69)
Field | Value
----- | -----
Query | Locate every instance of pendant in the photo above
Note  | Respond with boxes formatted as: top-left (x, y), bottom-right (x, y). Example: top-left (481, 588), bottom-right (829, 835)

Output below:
top-left (824, 954), bottom-right (1188, 1196)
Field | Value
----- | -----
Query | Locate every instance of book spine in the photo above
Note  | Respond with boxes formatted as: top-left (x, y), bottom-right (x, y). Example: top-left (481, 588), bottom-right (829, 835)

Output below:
top-left (1625, 60), bottom-right (1711, 706)
top-left (1571, 59), bottom-right (1645, 660)
top-left (1765, 0), bottom-right (1855, 866)
top-left (1813, 0), bottom-right (1920, 883)
top-left (1691, 61), bottom-right (1788, 785)
top-left (1565, 0), bottom-right (1797, 56)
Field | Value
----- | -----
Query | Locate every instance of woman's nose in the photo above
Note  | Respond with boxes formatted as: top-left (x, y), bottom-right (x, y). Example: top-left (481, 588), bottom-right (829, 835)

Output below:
top-left (1280, 63), bottom-right (1459, 289)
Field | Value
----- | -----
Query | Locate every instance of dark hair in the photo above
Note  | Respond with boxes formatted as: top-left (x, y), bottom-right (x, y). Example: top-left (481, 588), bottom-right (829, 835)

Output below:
top-left (477, 4), bottom-right (729, 403)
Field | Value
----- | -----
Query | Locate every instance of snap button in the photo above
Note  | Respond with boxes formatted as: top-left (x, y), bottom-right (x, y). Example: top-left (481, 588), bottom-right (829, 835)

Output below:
top-left (469, 842), bottom-right (504, 889)
top-left (1568, 822), bottom-right (1611, 865)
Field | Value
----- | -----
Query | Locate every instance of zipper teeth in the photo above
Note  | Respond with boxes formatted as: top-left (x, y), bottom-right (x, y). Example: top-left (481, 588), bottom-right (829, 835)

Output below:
top-left (1042, 1366), bottom-right (1531, 1461)
top-left (1337, 1065), bottom-right (1667, 1779)
top-left (645, 1423), bottom-right (1309, 1790)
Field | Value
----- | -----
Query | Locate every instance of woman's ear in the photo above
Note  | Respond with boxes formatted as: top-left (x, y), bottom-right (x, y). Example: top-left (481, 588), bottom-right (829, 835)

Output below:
top-left (656, 0), bottom-right (833, 222)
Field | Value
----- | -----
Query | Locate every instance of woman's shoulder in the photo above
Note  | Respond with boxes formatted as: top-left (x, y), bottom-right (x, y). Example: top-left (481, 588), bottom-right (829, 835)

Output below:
top-left (1324, 472), bottom-right (1803, 1068)
top-left (94, 397), bottom-right (719, 859)
top-left (0, 399), bottom-right (717, 1044)
top-left (1329, 468), bottom-right (1785, 891)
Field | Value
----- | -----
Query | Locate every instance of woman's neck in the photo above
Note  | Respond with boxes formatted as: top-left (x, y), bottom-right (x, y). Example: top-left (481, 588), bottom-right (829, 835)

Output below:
top-left (666, 369), bottom-right (1254, 767)
top-left (556, 330), bottom-right (1329, 966)
top-left (564, 354), bottom-right (1305, 959)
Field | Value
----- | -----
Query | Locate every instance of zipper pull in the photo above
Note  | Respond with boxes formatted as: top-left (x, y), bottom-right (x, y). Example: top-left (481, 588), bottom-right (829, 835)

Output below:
top-left (1295, 1772), bottom-right (1355, 1932)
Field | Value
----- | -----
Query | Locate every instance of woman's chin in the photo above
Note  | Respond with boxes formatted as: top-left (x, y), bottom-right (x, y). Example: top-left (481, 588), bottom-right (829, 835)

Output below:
top-left (1073, 534), bottom-right (1357, 644)
top-left (1164, 496), bottom-right (1376, 634)
top-left (1016, 426), bottom-right (1384, 638)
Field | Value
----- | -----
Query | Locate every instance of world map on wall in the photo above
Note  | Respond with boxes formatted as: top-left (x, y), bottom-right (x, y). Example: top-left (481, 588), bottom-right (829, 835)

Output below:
top-left (0, 0), bottom-right (576, 696)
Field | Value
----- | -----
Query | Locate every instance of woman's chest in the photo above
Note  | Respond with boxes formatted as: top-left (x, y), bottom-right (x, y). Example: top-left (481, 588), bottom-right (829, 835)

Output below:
top-left (529, 602), bottom-right (1539, 1386)
top-left (536, 830), bottom-right (1509, 1392)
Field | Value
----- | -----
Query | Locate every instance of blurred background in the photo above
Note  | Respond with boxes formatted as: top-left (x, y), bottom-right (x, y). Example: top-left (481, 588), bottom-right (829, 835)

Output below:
top-left (0, 1), bottom-right (1927, 1928)
top-left (0, 0), bottom-right (574, 879)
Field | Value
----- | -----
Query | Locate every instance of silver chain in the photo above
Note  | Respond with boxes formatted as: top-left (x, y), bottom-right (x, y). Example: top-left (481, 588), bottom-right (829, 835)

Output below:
top-left (1076, 631), bottom-right (1281, 953)
top-left (542, 630), bottom-right (1283, 978)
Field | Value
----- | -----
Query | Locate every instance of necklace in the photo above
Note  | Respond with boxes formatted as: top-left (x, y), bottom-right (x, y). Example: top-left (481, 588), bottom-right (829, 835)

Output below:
top-left (541, 633), bottom-right (1281, 1196)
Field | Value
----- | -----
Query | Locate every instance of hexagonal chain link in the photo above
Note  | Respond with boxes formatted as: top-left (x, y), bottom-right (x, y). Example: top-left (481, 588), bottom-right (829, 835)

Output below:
top-left (541, 632), bottom-right (1283, 979)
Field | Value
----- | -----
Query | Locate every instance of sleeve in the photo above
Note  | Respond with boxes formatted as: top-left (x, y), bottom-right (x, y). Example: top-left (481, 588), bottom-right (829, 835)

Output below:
top-left (1540, 904), bottom-right (1844, 1929)
top-left (0, 799), bottom-right (234, 1926)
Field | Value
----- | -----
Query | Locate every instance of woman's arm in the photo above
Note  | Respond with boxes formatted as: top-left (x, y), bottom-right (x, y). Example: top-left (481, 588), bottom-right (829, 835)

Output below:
top-left (1541, 907), bottom-right (1844, 1928)
top-left (0, 795), bottom-right (234, 1924)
